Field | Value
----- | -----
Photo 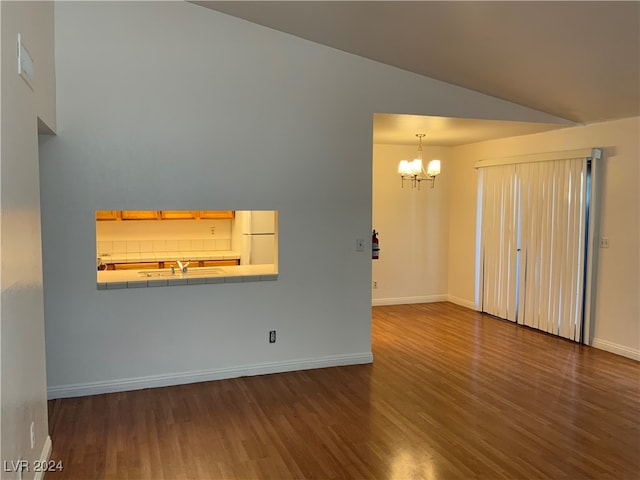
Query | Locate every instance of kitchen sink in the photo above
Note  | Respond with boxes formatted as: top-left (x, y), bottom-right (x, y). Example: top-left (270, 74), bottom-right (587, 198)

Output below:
top-left (138, 267), bottom-right (225, 278)
top-left (188, 267), bottom-right (225, 275)
top-left (138, 269), bottom-right (176, 278)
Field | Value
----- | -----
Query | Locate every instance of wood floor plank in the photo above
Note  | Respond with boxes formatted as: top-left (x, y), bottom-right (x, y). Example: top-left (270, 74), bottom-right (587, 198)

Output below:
top-left (47, 302), bottom-right (640, 479)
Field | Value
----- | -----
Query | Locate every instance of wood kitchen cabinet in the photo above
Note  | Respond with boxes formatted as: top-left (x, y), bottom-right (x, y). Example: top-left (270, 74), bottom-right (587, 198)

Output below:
top-left (97, 210), bottom-right (234, 221)
top-left (106, 258), bottom-right (239, 270)
top-left (155, 210), bottom-right (235, 220)
top-left (160, 210), bottom-right (199, 220)
top-left (199, 210), bottom-right (235, 219)
top-left (96, 210), bottom-right (121, 221)
top-left (159, 259), bottom-right (240, 268)
top-left (200, 259), bottom-right (240, 267)
top-left (121, 210), bottom-right (160, 220)
top-left (107, 262), bottom-right (160, 270)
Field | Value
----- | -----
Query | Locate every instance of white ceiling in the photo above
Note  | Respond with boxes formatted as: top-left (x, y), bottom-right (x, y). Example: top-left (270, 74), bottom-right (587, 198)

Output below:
top-left (372, 114), bottom-right (569, 146)
top-left (193, 1), bottom-right (639, 146)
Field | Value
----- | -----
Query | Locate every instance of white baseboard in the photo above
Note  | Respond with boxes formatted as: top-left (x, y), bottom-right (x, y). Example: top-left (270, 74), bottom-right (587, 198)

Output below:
top-left (34, 436), bottom-right (52, 480)
top-left (447, 295), bottom-right (477, 310)
top-left (591, 338), bottom-right (640, 361)
top-left (47, 352), bottom-right (373, 399)
top-left (372, 294), bottom-right (448, 306)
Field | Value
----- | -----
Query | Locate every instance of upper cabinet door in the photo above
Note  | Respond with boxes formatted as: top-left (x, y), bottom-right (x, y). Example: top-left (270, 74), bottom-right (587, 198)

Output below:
top-left (160, 210), bottom-right (198, 220)
top-left (96, 210), bottom-right (121, 221)
top-left (199, 211), bottom-right (235, 219)
top-left (121, 210), bottom-right (160, 220)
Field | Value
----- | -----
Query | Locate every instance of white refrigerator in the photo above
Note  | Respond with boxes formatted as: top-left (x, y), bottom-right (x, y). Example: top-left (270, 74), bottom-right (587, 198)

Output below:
top-left (240, 211), bottom-right (275, 265)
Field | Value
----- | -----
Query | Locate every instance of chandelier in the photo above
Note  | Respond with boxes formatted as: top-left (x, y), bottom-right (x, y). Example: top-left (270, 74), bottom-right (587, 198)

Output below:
top-left (398, 133), bottom-right (441, 189)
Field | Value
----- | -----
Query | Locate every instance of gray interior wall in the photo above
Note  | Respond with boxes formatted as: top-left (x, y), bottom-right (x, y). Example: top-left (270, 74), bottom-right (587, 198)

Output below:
top-left (40, 1), bottom-right (567, 397)
top-left (1, 0), bottom-right (55, 471)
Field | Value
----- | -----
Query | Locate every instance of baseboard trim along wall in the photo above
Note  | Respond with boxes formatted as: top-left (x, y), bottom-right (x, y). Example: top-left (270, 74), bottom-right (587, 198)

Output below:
top-left (446, 295), bottom-right (477, 310)
top-left (372, 295), bottom-right (448, 306)
top-left (591, 338), bottom-right (640, 361)
top-left (34, 436), bottom-right (53, 480)
top-left (47, 353), bottom-right (374, 399)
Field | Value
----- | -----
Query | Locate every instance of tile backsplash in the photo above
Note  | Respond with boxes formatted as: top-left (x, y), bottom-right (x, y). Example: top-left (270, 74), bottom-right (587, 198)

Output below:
top-left (96, 219), bottom-right (233, 255)
top-left (97, 238), bottom-right (231, 255)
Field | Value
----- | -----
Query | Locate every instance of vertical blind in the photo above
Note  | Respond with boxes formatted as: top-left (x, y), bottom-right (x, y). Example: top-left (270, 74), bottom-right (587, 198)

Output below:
top-left (478, 164), bottom-right (519, 322)
top-left (477, 150), bottom-right (599, 342)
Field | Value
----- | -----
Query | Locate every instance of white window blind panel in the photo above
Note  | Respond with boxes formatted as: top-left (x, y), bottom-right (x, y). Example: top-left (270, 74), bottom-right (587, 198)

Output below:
top-left (479, 165), bottom-right (518, 321)
top-left (517, 159), bottom-right (587, 340)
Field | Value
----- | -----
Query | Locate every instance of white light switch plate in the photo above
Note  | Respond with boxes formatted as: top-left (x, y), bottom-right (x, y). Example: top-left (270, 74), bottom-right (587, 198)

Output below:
top-left (17, 34), bottom-right (34, 89)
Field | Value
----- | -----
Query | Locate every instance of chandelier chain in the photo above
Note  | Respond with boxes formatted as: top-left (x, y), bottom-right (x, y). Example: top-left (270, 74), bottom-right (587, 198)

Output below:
top-left (416, 133), bottom-right (425, 154)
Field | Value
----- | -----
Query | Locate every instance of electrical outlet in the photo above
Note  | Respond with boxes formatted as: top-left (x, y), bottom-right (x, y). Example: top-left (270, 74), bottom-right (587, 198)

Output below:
top-left (373, 281), bottom-right (378, 289)
top-left (210, 227), bottom-right (216, 236)
top-left (30, 421), bottom-right (35, 449)
top-left (356, 238), bottom-right (365, 252)
top-left (269, 330), bottom-right (276, 343)
top-left (600, 237), bottom-right (610, 248)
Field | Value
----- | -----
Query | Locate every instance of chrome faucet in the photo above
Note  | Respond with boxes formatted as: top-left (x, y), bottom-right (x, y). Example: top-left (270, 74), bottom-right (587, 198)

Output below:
top-left (176, 260), bottom-right (190, 274)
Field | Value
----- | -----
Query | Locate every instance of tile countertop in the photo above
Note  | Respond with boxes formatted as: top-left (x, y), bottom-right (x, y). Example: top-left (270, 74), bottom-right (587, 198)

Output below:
top-left (97, 264), bottom-right (278, 290)
top-left (98, 250), bottom-right (240, 263)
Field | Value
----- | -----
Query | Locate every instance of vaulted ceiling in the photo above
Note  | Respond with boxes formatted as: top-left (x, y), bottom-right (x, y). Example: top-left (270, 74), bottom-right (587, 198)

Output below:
top-left (193, 1), bottom-right (640, 145)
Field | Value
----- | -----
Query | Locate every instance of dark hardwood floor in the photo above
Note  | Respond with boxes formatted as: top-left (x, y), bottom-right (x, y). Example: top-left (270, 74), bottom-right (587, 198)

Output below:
top-left (47, 302), bottom-right (640, 479)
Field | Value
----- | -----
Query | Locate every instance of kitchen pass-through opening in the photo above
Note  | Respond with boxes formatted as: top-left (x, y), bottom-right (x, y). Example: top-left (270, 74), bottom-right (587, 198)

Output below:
top-left (95, 210), bottom-right (278, 278)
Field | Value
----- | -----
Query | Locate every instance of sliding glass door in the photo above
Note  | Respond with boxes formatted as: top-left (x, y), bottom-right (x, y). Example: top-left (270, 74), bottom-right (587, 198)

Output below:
top-left (477, 150), bottom-right (597, 342)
